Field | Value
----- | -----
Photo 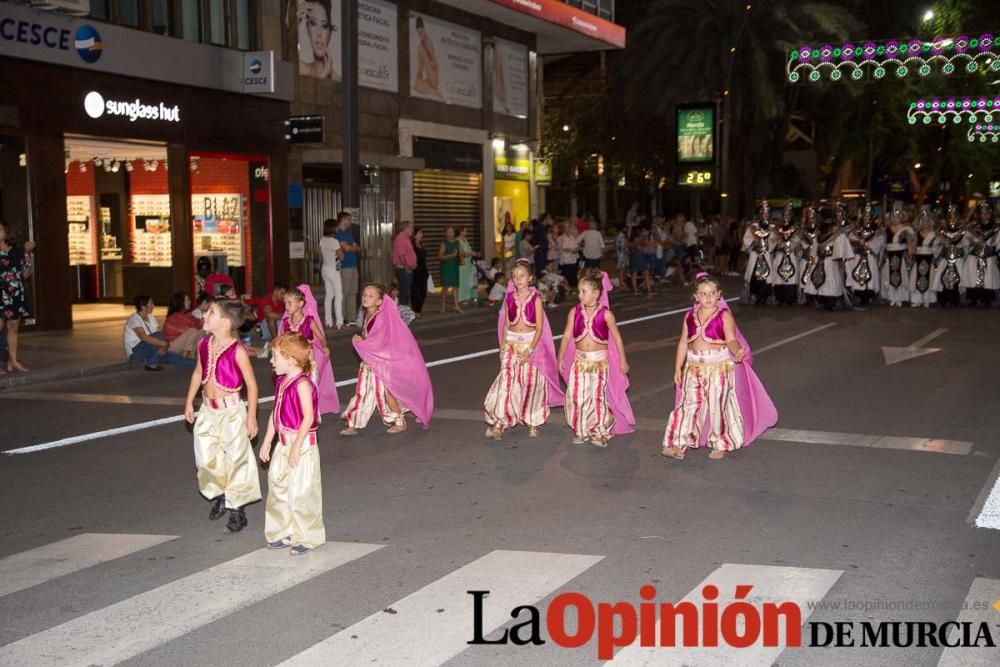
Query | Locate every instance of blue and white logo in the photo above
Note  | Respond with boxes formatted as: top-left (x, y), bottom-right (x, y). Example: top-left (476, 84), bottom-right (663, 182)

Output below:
top-left (249, 59), bottom-right (262, 74)
top-left (74, 25), bottom-right (102, 63)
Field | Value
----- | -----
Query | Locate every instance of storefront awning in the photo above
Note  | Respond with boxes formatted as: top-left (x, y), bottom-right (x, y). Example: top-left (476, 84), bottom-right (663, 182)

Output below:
top-left (301, 149), bottom-right (426, 172)
top-left (433, 0), bottom-right (625, 53)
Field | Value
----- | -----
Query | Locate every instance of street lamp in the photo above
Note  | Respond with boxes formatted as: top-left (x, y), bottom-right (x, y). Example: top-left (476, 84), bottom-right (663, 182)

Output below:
top-left (562, 124), bottom-right (570, 132)
top-left (914, 162), bottom-right (922, 169)
top-left (922, 9), bottom-right (934, 22)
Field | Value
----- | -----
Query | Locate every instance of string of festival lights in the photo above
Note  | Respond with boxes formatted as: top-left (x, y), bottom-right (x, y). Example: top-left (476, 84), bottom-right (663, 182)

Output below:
top-left (786, 33), bottom-right (999, 82)
top-left (906, 97), bottom-right (1000, 125)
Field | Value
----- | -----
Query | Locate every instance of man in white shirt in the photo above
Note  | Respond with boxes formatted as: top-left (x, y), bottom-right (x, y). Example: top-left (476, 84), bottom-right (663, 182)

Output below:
top-left (579, 220), bottom-right (605, 269)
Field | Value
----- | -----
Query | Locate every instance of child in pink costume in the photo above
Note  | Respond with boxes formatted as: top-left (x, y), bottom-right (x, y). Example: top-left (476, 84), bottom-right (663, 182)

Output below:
top-left (662, 273), bottom-right (777, 460)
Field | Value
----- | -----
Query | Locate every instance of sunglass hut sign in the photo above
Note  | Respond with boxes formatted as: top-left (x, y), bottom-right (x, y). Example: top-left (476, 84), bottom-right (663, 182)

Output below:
top-left (84, 91), bottom-right (180, 123)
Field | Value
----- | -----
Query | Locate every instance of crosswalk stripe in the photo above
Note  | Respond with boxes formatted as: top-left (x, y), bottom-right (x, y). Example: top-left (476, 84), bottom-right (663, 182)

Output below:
top-left (0, 542), bottom-right (383, 667)
top-left (280, 549), bottom-right (603, 666)
top-left (937, 578), bottom-right (1000, 667)
top-left (0, 533), bottom-right (177, 598)
top-left (612, 564), bottom-right (843, 665)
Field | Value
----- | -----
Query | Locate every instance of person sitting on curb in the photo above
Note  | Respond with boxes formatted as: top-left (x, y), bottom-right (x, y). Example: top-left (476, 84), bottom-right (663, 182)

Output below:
top-left (163, 291), bottom-right (203, 359)
top-left (123, 295), bottom-right (196, 371)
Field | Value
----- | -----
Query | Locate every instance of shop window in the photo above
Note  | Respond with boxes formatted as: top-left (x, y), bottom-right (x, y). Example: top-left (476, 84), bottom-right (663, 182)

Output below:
top-left (190, 154), bottom-right (271, 297)
top-left (64, 137), bottom-right (171, 305)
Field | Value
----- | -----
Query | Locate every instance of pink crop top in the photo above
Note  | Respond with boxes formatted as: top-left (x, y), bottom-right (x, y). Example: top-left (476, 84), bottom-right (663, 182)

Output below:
top-left (274, 373), bottom-right (318, 435)
top-left (572, 304), bottom-right (609, 343)
top-left (505, 291), bottom-right (538, 327)
top-left (199, 336), bottom-right (244, 392)
top-left (685, 307), bottom-right (727, 345)
top-left (282, 313), bottom-right (316, 341)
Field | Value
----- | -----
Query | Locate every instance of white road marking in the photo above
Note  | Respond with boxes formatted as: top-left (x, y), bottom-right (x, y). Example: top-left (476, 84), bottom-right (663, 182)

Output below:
top-left (973, 473), bottom-right (1000, 530)
top-left (280, 549), bottom-right (602, 666)
top-left (4, 304), bottom-right (692, 455)
top-left (936, 578), bottom-right (1000, 666)
top-left (0, 533), bottom-right (177, 598)
top-left (0, 542), bottom-right (383, 667)
top-left (612, 563), bottom-right (842, 665)
top-left (1, 391), bottom-right (184, 406)
top-left (881, 327), bottom-right (947, 365)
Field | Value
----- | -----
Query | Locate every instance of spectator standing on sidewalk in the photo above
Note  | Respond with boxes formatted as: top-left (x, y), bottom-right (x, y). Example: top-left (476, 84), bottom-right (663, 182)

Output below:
top-left (579, 219), bottom-right (605, 269)
top-left (335, 211), bottom-right (361, 326)
top-left (411, 228), bottom-right (429, 318)
top-left (438, 226), bottom-right (462, 313)
top-left (558, 224), bottom-right (582, 288)
top-left (457, 227), bottom-right (478, 304)
top-left (533, 214), bottom-right (551, 274)
top-left (393, 220), bottom-right (417, 307)
top-left (0, 220), bottom-right (33, 374)
top-left (319, 219), bottom-right (344, 329)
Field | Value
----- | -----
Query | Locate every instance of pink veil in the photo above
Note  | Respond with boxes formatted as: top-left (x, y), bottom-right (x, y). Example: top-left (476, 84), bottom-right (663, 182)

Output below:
top-left (283, 284), bottom-right (340, 415)
top-left (353, 295), bottom-right (434, 428)
top-left (559, 271), bottom-right (636, 435)
top-left (674, 294), bottom-right (778, 446)
top-left (497, 280), bottom-right (565, 407)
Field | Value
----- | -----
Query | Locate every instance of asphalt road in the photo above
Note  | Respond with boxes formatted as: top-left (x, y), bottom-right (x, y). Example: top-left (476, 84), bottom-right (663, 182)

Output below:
top-left (1, 284), bottom-right (998, 666)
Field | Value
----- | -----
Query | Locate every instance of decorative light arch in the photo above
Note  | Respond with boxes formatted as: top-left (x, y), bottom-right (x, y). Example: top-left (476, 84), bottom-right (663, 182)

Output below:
top-left (906, 97), bottom-right (1000, 125)
top-left (967, 123), bottom-right (1000, 143)
top-left (787, 34), bottom-right (1000, 83)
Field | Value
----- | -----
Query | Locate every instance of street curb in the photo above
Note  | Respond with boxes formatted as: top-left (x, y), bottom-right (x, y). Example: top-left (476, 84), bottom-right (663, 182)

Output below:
top-left (0, 360), bottom-right (134, 391)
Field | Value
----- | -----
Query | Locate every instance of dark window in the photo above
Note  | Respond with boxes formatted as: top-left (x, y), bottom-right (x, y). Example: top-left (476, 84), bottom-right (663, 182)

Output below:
top-left (149, 0), bottom-right (172, 35)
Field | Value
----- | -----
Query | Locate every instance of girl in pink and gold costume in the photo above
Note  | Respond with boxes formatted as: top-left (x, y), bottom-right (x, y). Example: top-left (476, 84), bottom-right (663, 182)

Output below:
top-left (341, 284), bottom-right (434, 435)
top-left (662, 273), bottom-right (777, 460)
top-left (484, 259), bottom-right (564, 440)
top-left (280, 285), bottom-right (339, 417)
top-left (259, 333), bottom-right (325, 555)
top-left (557, 270), bottom-right (634, 447)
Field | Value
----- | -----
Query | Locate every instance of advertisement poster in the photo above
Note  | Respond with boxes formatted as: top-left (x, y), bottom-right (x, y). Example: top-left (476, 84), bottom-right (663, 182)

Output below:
top-left (676, 105), bottom-right (715, 164)
top-left (409, 12), bottom-right (482, 108)
top-left (493, 38), bottom-right (528, 118)
top-left (297, 0), bottom-right (398, 92)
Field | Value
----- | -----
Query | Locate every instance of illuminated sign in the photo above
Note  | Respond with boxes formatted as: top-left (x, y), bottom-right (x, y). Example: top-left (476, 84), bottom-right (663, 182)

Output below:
top-left (677, 104), bottom-right (715, 164)
top-left (678, 169), bottom-right (713, 187)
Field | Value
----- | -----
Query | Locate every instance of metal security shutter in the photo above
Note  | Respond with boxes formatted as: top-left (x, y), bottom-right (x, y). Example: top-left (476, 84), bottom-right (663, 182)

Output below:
top-left (413, 170), bottom-right (482, 279)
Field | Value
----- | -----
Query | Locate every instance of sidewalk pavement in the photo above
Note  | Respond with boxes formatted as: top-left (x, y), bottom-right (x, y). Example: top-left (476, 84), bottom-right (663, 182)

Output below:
top-left (0, 291), bottom-right (504, 391)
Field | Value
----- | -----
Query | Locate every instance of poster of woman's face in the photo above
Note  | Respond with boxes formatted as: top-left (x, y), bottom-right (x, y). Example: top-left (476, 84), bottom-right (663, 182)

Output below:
top-left (298, 0), bottom-right (340, 81)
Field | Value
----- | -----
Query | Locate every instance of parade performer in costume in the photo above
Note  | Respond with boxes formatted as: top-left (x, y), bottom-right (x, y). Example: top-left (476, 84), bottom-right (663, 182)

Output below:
top-left (808, 203), bottom-right (854, 310)
top-left (934, 206), bottom-right (968, 308)
top-left (280, 285), bottom-right (339, 416)
top-left (184, 299), bottom-right (262, 533)
top-left (799, 205), bottom-right (820, 305)
top-left (963, 203), bottom-right (1000, 307)
top-left (769, 204), bottom-right (801, 306)
top-left (909, 208), bottom-right (941, 308)
top-left (484, 258), bottom-right (564, 440)
top-left (881, 205), bottom-right (915, 307)
top-left (742, 199), bottom-right (774, 305)
top-left (845, 204), bottom-right (884, 306)
top-left (259, 333), bottom-right (325, 555)
top-left (557, 270), bottom-right (634, 447)
top-left (341, 284), bottom-right (433, 435)
top-left (662, 273), bottom-right (777, 461)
